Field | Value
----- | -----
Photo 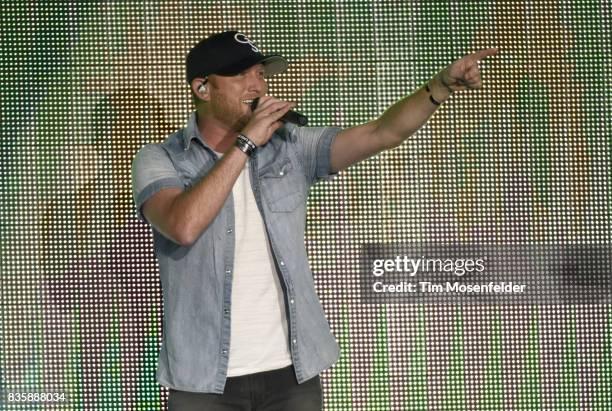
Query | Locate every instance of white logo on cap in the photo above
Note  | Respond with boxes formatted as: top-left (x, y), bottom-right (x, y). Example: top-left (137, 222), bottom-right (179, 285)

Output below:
top-left (234, 33), bottom-right (260, 53)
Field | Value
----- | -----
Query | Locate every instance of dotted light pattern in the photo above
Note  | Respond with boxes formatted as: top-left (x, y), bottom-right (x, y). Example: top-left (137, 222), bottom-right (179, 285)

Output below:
top-left (1, 1), bottom-right (610, 410)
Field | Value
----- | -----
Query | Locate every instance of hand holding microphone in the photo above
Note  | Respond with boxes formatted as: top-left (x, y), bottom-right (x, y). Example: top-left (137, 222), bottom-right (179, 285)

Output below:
top-left (239, 96), bottom-right (296, 149)
top-left (251, 97), bottom-right (308, 126)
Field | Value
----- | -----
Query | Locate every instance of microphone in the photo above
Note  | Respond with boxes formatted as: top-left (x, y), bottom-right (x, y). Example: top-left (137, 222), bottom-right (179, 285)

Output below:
top-left (251, 98), bottom-right (308, 126)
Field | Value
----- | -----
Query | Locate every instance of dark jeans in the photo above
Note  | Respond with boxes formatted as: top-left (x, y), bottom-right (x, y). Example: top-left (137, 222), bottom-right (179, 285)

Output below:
top-left (168, 365), bottom-right (323, 411)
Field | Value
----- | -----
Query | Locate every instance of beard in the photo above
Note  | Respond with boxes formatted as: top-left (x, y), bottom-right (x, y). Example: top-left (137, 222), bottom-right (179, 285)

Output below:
top-left (208, 88), bottom-right (252, 132)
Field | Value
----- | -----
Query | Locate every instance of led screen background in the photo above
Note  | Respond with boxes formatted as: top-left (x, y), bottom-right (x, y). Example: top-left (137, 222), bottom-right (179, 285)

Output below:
top-left (1, 1), bottom-right (610, 410)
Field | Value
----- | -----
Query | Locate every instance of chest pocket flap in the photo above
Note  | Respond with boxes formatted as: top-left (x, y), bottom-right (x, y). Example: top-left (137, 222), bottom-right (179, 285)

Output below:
top-left (259, 157), bottom-right (305, 212)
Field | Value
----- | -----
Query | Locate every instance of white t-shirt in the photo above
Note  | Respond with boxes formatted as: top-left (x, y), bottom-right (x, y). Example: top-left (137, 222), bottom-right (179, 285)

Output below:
top-left (224, 156), bottom-right (292, 377)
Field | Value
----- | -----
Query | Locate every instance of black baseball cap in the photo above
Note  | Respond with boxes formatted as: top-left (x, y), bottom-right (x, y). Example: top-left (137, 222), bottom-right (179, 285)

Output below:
top-left (186, 31), bottom-right (288, 84)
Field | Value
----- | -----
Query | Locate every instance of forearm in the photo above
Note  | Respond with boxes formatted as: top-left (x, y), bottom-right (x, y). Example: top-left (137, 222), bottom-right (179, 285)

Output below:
top-left (170, 147), bottom-right (247, 245)
top-left (375, 73), bottom-right (452, 147)
top-left (330, 49), bottom-right (495, 170)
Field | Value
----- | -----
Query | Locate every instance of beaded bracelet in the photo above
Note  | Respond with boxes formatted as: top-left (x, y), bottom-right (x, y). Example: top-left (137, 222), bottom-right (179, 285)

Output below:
top-left (425, 83), bottom-right (442, 106)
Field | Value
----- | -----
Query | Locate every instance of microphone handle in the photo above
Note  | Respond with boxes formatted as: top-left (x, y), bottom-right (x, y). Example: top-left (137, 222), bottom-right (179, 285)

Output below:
top-left (281, 110), bottom-right (308, 127)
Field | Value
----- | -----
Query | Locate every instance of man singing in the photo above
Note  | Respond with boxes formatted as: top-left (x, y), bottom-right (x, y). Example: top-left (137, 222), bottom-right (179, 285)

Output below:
top-left (131, 30), bottom-right (497, 410)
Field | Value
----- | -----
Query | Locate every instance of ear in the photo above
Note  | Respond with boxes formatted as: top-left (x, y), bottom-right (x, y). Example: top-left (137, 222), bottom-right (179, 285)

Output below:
top-left (191, 78), bottom-right (210, 101)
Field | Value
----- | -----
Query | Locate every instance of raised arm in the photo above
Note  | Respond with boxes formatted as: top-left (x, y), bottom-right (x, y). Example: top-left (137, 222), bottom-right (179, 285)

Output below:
top-left (330, 48), bottom-right (498, 172)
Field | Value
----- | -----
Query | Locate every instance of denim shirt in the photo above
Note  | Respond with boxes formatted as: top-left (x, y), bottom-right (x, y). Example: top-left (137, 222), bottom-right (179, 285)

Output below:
top-left (131, 112), bottom-right (341, 394)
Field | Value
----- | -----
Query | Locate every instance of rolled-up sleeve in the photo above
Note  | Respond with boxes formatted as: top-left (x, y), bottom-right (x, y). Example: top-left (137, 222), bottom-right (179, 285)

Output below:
top-left (292, 125), bottom-right (342, 184)
top-left (131, 144), bottom-right (183, 222)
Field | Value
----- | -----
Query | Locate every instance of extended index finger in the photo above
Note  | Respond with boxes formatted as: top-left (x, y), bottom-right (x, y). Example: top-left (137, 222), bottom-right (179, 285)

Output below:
top-left (469, 48), bottom-right (498, 63)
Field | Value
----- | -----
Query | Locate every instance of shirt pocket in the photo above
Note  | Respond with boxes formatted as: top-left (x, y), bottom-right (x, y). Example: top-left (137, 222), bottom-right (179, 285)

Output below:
top-left (259, 157), bottom-right (305, 212)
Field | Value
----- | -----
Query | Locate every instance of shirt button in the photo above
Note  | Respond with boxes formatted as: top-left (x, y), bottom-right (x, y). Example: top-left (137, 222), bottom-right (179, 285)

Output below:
top-left (290, 299), bottom-right (294, 304)
top-left (222, 349), bottom-right (227, 355)
top-left (227, 228), bottom-right (233, 234)
top-left (279, 261), bottom-right (285, 266)
top-left (292, 339), bottom-right (297, 345)
top-left (224, 309), bottom-right (229, 314)
top-left (225, 269), bottom-right (231, 275)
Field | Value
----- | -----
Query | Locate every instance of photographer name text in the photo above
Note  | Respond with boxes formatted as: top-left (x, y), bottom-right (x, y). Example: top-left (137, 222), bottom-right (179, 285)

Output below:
top-left (372, 281), bottom-right (526, 294)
